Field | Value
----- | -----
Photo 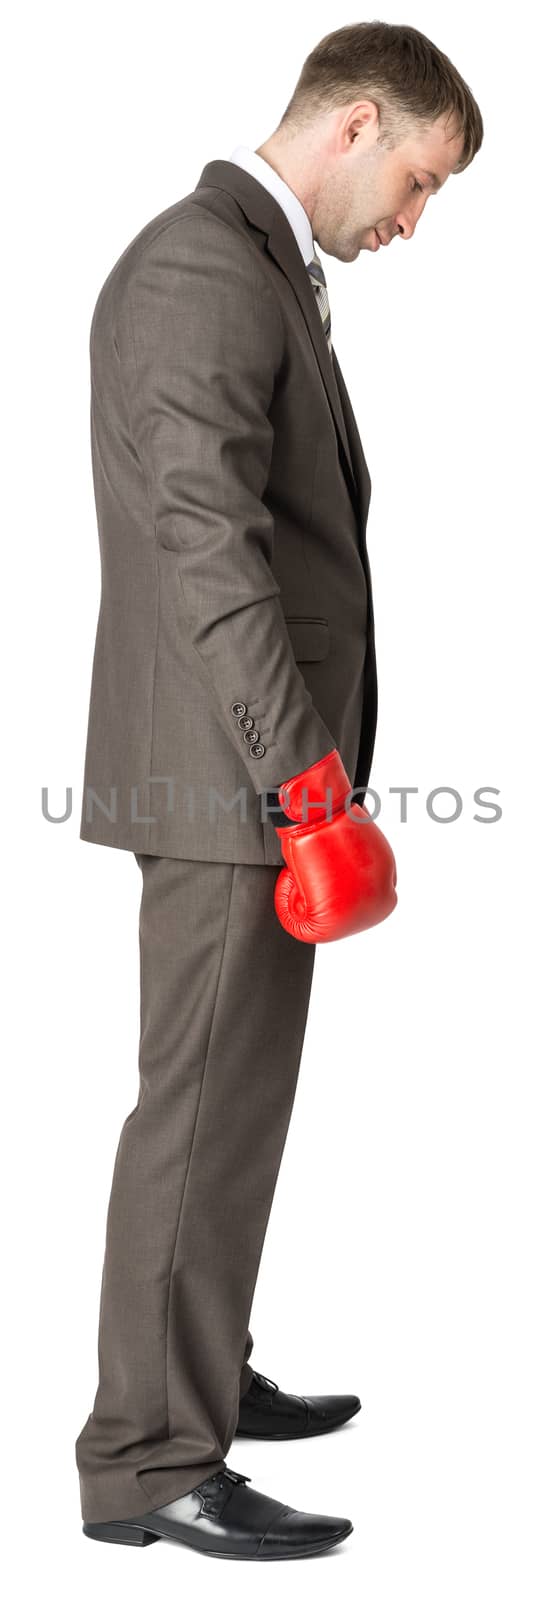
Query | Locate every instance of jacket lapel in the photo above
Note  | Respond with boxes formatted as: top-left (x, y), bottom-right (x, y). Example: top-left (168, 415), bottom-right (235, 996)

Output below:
top-left (194, 161), bottom-right (363, 513)
top-left (331, 348), bottom-right (371, 532)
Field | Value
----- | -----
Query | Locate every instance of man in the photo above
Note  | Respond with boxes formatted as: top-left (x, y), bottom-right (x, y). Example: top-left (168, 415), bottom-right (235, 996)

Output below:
top-left (75, 20), bottom-right (482, 1562)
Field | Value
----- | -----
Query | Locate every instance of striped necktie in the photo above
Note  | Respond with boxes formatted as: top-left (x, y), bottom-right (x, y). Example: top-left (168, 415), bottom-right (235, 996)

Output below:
top-left (306, 248), bottom-right (332, 355)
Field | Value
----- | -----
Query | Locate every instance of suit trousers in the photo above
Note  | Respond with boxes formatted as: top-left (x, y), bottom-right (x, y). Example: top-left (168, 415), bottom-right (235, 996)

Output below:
top-left (75, 851), bottom-right (316, 1523)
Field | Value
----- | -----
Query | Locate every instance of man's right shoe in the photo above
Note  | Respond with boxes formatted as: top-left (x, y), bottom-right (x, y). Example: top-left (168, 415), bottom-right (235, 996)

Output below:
top-left (82, 1464), bottom-right (353, 1560)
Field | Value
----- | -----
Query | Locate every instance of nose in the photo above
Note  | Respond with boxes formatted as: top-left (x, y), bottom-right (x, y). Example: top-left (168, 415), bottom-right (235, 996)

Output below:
top-left (394, 190), bottom-right (429, 241)
top-left (393, 215), bottom-right (416, 241)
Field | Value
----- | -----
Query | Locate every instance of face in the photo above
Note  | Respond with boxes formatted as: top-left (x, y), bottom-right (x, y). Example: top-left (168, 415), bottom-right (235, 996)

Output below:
top-left (314, 105), bottom-right (466, 261)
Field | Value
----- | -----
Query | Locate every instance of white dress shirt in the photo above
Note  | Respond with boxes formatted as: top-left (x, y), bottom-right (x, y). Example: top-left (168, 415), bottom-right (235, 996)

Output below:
top-left (228, 144), bottom-right (315, 266)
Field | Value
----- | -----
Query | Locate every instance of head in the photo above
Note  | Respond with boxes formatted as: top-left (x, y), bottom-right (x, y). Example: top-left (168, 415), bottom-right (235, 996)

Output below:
top-left (256, 21), bottom-right (483, 261)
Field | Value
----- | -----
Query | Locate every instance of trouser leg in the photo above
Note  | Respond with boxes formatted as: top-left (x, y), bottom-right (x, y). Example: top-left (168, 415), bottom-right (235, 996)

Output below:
top-left (239, 1328), bottom-right (255, 1398)
top-left (75, 853), bottom-right (315, 1523)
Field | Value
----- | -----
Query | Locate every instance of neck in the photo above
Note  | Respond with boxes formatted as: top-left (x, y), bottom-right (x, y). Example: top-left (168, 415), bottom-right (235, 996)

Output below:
top-left (255, 135), bottom-right (320, 226)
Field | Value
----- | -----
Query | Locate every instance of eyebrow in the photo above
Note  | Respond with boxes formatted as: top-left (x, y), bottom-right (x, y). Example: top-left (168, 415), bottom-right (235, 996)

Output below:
top-left (423, 169), bottom-right (442, 190)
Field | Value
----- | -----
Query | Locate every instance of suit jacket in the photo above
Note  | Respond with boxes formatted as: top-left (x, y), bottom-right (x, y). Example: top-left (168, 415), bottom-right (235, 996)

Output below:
top-left (79, 158), bottom-right (378, 865)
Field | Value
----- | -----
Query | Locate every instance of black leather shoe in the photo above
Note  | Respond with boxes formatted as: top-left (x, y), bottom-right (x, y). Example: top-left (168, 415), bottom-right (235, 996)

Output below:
top-left (235, 1369), bottom-right (361, 1440)
top-left (82, 1465), bottom-right (353, 1560)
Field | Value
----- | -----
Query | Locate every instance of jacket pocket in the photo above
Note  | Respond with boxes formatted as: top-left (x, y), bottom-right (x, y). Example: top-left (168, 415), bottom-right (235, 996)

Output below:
top-left (284, 616), bottom-right (330, 661)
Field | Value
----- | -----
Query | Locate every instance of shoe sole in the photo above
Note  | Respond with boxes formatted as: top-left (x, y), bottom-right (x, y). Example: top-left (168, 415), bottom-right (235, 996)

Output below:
top-left (82, 1520), bottom-right (353, 1559)
top-left (235, 1401), bottom-right (361, 1441)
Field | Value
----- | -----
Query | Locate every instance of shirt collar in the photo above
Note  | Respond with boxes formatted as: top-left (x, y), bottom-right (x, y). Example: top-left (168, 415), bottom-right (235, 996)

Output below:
top-left (228, 144), bottom-right (314, 266)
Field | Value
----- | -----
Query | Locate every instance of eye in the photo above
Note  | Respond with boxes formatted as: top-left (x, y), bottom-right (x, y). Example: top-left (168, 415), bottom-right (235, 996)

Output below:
top-left (412, 179), bottom-right (425, 194)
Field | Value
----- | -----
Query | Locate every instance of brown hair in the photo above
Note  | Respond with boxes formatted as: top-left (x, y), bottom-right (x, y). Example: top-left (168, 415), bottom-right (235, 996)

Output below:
top-left (278, 21), bottom-right (483, 172)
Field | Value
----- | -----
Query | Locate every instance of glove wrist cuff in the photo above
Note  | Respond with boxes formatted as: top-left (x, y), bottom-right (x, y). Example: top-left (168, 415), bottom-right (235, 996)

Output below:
top-left (278, 748), bottom-right (352, 826)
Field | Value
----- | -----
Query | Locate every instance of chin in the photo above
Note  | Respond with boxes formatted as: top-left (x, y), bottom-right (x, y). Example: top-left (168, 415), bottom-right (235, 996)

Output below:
top-left (338, 241), bottom-right (361, 263)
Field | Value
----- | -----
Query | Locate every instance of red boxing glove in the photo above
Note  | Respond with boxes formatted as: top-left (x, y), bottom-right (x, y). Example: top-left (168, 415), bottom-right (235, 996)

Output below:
top-left (273, 749), bottom-right (397, 944)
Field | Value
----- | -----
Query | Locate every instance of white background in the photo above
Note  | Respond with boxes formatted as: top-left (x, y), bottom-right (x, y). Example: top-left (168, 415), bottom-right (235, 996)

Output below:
top-left (4, 1), bottom-right (535, 1594)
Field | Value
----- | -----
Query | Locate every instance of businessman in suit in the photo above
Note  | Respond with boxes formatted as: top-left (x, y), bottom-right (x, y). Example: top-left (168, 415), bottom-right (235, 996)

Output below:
top-left (75, 19), bottom-right (481, 1561)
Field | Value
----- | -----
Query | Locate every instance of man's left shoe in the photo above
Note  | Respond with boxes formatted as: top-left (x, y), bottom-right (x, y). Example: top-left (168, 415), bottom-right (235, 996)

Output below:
top-left (235, 1370), bottom-right (361, 1441)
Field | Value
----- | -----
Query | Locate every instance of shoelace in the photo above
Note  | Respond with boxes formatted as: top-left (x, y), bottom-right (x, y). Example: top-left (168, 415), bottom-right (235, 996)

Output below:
top-left (251, 1370), bottom-right (279, 1393)
top-left (208, 1466), bottom-right (252, 1491)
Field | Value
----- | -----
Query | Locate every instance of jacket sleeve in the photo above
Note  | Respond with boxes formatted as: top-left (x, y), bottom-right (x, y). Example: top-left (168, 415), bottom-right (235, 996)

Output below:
top-left (115, 211), bottom-right (336, 794)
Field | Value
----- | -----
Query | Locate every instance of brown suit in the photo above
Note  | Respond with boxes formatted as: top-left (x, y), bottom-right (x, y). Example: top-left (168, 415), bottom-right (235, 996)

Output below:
top-left (75, 160), bottom-right (377, 1523)
top-left (79, 159), bottom-right (377, 863)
